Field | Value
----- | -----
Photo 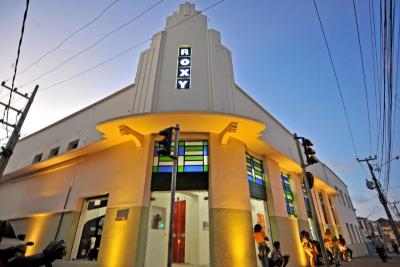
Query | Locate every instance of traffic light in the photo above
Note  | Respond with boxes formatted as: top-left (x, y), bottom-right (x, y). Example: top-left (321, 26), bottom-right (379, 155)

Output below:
top-left (306, 171), bottom-right (314, 189)
top-left (302, 138), bottom-right (318, 165)
top-left (157, 127), bottom-right (174, 157)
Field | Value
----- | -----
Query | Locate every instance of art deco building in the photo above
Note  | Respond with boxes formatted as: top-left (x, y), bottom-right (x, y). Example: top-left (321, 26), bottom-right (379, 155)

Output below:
top-left (0, 3), bottom-right (368, 267)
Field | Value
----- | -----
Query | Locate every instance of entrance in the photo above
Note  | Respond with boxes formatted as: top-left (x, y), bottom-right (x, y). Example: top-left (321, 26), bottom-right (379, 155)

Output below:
top-left (251, 198), bottom-right (272, 267)
top-left (145, 191), bottom-right (210, 267)
top-left (71, 195), bottom-right (108, 261)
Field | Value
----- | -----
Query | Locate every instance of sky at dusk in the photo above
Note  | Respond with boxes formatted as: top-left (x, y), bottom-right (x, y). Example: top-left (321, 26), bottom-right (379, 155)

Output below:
top-left (0, 0), bottom-right (399, 220)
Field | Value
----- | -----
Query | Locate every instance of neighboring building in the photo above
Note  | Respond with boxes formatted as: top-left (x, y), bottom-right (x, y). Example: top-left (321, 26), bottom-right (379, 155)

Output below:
top-left (376, 218), bottom-right (400, 241)
top-left (0, 3), bottom-right (368, 267)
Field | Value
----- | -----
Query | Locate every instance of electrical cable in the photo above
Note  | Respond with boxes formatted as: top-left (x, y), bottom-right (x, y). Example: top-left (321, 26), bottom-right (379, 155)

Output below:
top-left (311, 0), bottom-right (369, 177)
top-left (10, 0), bottom-right (121, 78)
top-left (17, 0), bottom-right (167, 88)
top-left (352, 0), bottom-right (373, 155)
top-left (24, 0), bottom-right (225, 94)
top-left (2, 0), bottom-right (30, 138)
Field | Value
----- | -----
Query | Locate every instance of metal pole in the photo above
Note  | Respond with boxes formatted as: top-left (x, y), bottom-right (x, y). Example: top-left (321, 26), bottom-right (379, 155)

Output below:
top-left (392, 201), bottom-right (400, 220)
top-left (0, 84), bottom-right (38, 178)
top-left (358, 157), bottom-right (400, 246)
top-left (294, 133), bottom-right (329, 267)
top-left (167, 124), bottom-right (179, 267)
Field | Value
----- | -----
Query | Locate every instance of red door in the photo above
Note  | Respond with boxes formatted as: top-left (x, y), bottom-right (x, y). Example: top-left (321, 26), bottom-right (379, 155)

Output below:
top-left (173, 199), bottom-right (186, 263)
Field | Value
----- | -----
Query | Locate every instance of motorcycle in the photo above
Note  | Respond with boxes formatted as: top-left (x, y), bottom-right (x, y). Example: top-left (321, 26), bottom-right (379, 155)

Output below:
top-left (0, 220), bottom-right (66, 267)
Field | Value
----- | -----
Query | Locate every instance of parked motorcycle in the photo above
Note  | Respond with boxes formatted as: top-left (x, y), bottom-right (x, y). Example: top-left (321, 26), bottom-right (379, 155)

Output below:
top-left (0, 220), bottom-right (66, 267)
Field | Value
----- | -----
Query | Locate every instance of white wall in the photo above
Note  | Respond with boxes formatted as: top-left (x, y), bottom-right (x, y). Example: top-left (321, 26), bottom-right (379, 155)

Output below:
top-left (5, 85), bottom-right (136, 174)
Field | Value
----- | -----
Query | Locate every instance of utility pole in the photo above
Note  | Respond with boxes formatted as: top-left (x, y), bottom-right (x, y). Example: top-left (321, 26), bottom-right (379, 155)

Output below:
top-left (357, 156), bottom-right (400, 246)
top-left (294, 133), bottom-right (329, 267)
top-left (0, 82), bottom-right (38, 178)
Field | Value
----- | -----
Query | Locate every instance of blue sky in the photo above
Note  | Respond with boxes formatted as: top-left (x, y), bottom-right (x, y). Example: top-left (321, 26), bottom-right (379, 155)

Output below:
top-left (0, 0), bottom-right (399, 220)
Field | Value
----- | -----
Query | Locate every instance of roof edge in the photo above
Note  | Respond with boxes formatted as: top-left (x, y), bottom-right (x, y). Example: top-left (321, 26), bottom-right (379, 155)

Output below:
top-left (19, 83), bottom-right (135, 142)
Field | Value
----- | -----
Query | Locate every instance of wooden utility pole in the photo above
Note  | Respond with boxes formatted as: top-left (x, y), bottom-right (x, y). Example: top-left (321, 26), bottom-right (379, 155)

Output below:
top-left (0, 82), bottom-right (38, 177)
top-left (357, 156), bottom-right (400, 246)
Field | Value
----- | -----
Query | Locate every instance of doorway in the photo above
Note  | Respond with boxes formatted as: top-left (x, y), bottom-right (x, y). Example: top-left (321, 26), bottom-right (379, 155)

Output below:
top-left (251, 198), bottom-right (272, 267)
top-left (71, 195), bottom-right (108, 261)
top-left (145, 191), bottom-right (210, 267)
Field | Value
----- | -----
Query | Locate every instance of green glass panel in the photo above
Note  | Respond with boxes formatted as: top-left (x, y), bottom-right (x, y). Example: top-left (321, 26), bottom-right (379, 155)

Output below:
top-left (204, 165), bottom-right (208, 172)
top-left (152, 166), bottom-right (158, 172)
top-left (178, 166), bottom-right (184, 172)
top-left (254, 170), bottom-right (262, 176)
top-left (185, 155), bottom-right (203, 161)
top-left (179, 141), bottom-right (185, 145)
top-left (159, 156), bottom-right (172, 162)
top-left (185, 146), bottom-right (203, 151)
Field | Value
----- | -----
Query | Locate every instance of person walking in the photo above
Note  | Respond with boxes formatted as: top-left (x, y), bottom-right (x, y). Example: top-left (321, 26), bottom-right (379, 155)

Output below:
top-left (391, 240), bottom-right (399, 254)
top-left (253, 224), bottom-right (270, 267)
top-left (371, 232), bottom-right (387, 262)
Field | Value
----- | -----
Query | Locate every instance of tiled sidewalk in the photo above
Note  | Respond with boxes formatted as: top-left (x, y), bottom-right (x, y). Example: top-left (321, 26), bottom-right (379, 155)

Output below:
top-left (340, 254), bottom-right (400, 266)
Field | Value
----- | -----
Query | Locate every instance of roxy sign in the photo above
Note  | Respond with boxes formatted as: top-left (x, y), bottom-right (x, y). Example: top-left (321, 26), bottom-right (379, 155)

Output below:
top-left (176, 46), bottom-right (191, 89)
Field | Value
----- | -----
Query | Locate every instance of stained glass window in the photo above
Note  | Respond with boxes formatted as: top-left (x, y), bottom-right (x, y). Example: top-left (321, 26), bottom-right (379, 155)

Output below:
top-left (281, 172), bottom-right (296, 217)
top-left (246, 153), bottom-right (265, 186)
top-left (153, 140), bottom-right (208, 173)
top-left (302, 179), bottom-right (312, 218)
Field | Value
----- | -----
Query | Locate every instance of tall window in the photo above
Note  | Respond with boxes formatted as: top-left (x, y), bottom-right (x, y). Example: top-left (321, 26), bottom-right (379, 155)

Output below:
top-left (246, 153), bottom-right (265, 185)
top-left (328, 197), bottom-right (337, 224)
top-left (280, 172), bottom-right (296, 217)
top-left (301, 179), bottom-right (312, 218)
top-left (339, 190), bottom-right (346, 207)
top-left (318, 192), bottom-right (329, 224)
top-left (152, 140), bottom-right (208, 173)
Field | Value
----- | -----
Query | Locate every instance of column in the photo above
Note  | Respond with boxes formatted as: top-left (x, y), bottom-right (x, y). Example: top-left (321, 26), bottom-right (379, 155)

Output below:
top-left (208, 134), bottom-right (256, 267)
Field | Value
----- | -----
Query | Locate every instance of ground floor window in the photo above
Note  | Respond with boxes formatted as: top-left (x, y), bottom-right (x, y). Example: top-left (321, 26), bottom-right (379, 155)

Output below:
top-left (145, 191), bottom-right (209, 267)
top-left (71, 195), bottom-right (108, 261)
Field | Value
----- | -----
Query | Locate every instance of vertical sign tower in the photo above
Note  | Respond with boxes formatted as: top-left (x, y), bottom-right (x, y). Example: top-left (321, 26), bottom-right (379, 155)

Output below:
top-left (176, 46), bottom-right (192, 89)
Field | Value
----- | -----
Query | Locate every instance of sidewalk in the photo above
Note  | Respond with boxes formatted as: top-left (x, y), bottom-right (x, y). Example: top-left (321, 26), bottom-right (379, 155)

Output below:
top-left (340, 254), bottom-right (400, 266)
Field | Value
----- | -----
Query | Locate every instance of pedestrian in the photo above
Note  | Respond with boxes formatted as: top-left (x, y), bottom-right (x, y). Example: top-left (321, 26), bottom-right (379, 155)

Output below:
top-left (391, 240), bottom-right (399, 254)
top-left (270, 241), bottom-right (290, 267)
top-left (371, 232), bottom-right (387, 262)
top-left (253, 223), bottom-right (270, 267)
top-left (338, 234), bottom-right (352, 261)
top-left (301, 231), bottom-right (318, 267)
top-left (324, 229), bottom-right (340, 266)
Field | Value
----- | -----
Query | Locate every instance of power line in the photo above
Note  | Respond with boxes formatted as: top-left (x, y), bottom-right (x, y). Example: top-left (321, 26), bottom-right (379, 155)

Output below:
top-left (17, 0), bottom-right (167, 88)
top-left (9, 0), bottom-right (120, 78)
top-left (311, 0), bottom-right (359, 158)
top-left (25, 0), bottom-right (226, 94)
top-left (3, 0), bottom-right (30, 137)
top-left (352, 0), bottom-right (373, 155)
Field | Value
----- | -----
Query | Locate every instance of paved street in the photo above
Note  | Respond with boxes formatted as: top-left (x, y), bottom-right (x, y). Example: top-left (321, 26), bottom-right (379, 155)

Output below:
top-left (340, 254), bottom-right (400, 267)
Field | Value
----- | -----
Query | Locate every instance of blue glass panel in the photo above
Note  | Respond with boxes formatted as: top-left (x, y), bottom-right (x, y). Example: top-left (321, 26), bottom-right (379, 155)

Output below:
top-left (184, 165), bottom-right (204, 172)
top-left (203, 146), bottom-right (208, 155)
top-left (158, 166), bottom-right (173, 172)
top-left (248, 175), bottom-right (253, 181)
top-left (178, 146), bottom-right (185, 156)
top-left (255, 179), bottom-right (264, 185)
